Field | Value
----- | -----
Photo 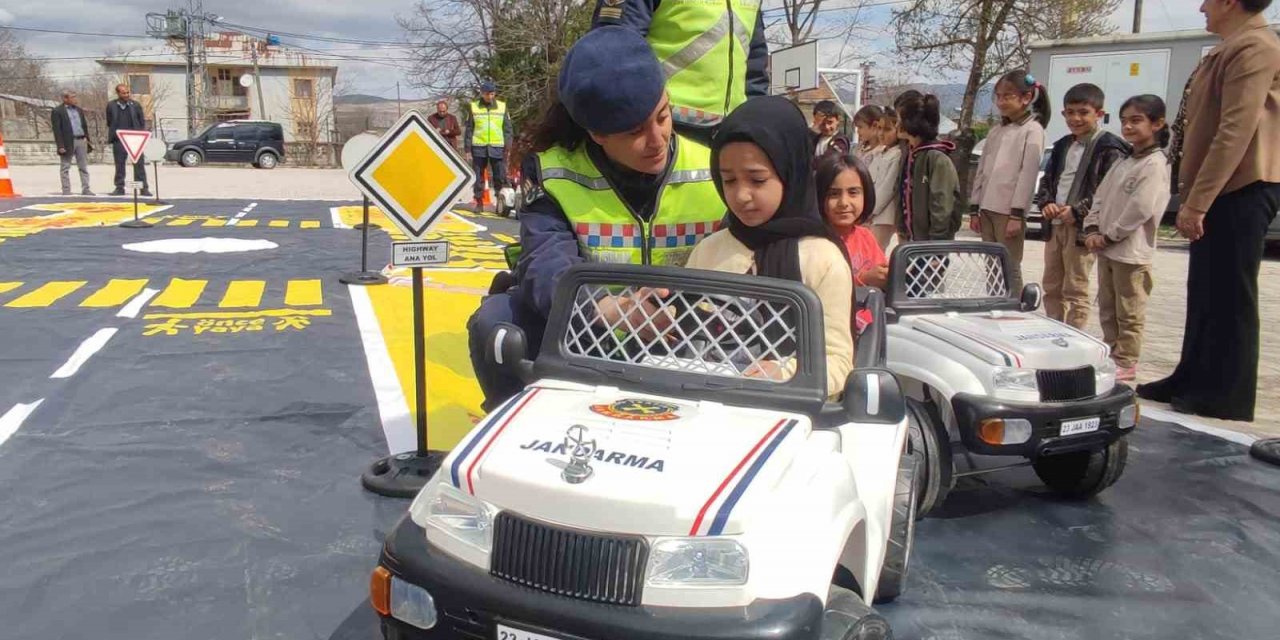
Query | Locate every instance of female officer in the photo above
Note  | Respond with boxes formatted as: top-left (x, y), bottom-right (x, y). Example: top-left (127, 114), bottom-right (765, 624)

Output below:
top-left (467, 27), bottom-right (726, 411)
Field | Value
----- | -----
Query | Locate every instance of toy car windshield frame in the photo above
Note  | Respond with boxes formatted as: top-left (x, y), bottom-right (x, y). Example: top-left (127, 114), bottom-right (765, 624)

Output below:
top-left (885, 241), bottom-right (1021, 315)
top-left (535, 264), bottom-right (830, 415)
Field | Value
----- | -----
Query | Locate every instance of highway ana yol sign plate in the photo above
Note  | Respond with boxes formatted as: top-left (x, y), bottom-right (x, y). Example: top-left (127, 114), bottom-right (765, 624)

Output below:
top-left (348, 110), bottom-right (475, 239)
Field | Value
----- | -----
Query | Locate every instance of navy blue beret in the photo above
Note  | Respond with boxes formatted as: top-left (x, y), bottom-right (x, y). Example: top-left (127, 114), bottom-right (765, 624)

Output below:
top-left (558, 26), bottom-right (666, 135)
top-left (479, 80), bottom-right (496, 93)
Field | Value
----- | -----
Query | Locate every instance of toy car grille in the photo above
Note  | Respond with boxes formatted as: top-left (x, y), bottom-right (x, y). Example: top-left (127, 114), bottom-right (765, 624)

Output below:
top-left (902, 250), bottom-right (1009, 300)
top-left (1037, 366), bottom-right (1097, 402)
top-left (561, 283), bottom-right (800, 383)
top-left (490, 512), bottom-right (648, 606)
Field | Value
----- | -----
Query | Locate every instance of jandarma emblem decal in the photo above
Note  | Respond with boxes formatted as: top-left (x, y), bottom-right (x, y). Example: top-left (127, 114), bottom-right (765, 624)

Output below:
top-left (590, 398), bottom-right (680, 421)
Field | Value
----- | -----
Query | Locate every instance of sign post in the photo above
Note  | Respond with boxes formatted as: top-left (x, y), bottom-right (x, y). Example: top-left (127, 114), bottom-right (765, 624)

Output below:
top-left (143, 138), bottom-right (168, 206)
top-left (339, 133), bottom-right (387, 286)
top-left (116, 129), bottom-right (152, 229)
top-left (348, 111), bottom-right (475, 497)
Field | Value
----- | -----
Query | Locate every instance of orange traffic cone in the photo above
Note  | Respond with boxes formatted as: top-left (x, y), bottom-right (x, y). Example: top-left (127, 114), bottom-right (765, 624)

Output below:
top-left (0, 129), bottom-right (20, 198)
top-left (482, 168), bottom-right (493, 208)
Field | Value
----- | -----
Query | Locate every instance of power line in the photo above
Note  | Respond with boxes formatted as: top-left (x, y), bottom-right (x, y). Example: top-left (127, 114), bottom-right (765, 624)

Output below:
top-left (0, 25), bottom-right (152, 39)
top-left (760, 0), bottom-right (912, 17)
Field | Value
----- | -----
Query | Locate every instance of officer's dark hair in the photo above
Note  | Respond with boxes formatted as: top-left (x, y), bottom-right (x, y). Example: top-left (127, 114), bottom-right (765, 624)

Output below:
top-left (1240, 0), bottom-right (1272, 13)
top-left (1119, 94), bottom-right (1170, 147)
top-left (1063, 83), bottom-right (1106, 112)
top-left (814, 100), bottom-right (840, 118)
top-left (853, 105), bottom-right (884, 126)
top-left (898, 93), bottom-right (942, 142)
top-left (815, 152), bottom-right (877, 227)
top-left (530, 97), bottom-right (587, 153)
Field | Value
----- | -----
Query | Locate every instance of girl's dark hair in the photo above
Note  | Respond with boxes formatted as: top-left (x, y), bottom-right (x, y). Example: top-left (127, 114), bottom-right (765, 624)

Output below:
top-left (996, 69), bottom-right (1052, 128)
top-left (1120, 94), bottom-right (1171, 147)
top-left (893, 89), bottom-right (923, 111)
top-left (898, 94), bottom-right (942, 142)
top-left (815, 152), bottom-right (877, 227)
top-left (881, 105), bottom-right (898, 127)
top-left (854, 105), bottom-right (884, 126)
top-left (530, 97), bottom-right (587, 152)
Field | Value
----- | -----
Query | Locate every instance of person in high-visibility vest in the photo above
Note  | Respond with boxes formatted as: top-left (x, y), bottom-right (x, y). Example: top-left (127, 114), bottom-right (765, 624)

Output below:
top-left (464, 80), bottom-right (513, 210)
top-left (467, 27), bottom-right (726, 410)
top-left (592, 0), bottom-right (769, 143)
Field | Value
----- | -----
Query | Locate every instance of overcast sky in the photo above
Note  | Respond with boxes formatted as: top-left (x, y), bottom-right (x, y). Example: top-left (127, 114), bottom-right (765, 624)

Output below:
top-left (0, 0), bottom-right (1266, 98)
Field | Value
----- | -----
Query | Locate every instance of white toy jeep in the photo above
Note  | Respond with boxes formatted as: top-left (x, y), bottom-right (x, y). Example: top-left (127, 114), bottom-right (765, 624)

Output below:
top-left (372, 264), bottom-right (916, 640)
top-left (882, 241), bottom-right (1138, 516)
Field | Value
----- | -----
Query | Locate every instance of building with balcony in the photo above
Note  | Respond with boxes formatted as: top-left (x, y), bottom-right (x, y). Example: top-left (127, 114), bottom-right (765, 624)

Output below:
top-left (96, 33), bottom-right (338, 150)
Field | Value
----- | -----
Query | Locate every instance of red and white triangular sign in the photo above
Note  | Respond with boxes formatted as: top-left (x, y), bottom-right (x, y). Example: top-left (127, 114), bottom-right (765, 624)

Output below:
top-left (116, 129), bottom-right (152, 164)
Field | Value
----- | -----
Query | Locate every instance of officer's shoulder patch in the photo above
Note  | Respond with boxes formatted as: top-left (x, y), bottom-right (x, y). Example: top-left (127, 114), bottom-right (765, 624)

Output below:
top-left (598, 0), bottom-right (624, 22)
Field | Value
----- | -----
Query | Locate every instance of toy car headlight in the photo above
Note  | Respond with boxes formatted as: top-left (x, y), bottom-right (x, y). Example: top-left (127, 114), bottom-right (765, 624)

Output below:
top-left (646, 538), bottom-right (748, 587)
top-left (1095, 359), bottom-right (1117, 392)
top-left (410, 482), bottom-right (495, 553)
top-left (992, 367), bottom-right (1038, 393)
top-left (1118, 402), bottom-right (1139, 429)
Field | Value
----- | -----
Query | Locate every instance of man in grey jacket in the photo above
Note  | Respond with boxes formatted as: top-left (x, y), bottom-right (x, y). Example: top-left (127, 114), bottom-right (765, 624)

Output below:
top-left (106, 83), bottom-right (150, 196)
top-left (50, 89), bottom-right (94, 196)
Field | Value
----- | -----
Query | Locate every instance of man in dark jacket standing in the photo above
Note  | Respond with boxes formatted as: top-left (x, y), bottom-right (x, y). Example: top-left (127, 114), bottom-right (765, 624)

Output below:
top-left (592, 0), bottom-right (769, 143)
top-left (427, 99), bottom-right (461, 152)
top-left (51, 89), bottom-right (94, 196)
top-left (106, 83), bottom-right (150, 196)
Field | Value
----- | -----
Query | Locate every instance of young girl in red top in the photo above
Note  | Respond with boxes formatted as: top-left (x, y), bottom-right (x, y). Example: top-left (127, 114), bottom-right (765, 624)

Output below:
top-left (816, 152), bottom-right (888, 333)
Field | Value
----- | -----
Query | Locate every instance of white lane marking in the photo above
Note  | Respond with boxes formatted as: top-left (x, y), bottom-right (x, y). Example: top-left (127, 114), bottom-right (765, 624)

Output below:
top-left (117, 287), bottom-right (160, 319)
top-left (329, 206), bottom-right (351, 230)
top-left (225, 201), bottom-right (259, 227)
top-left (123, 237), bottom-right (278, 254)
top-left (348, 284), bottom-right (414, 454)
top-left (137, 203), bottom-right (174, 220)
top-left (0, 399), bottom-right (45, 448)
top-left (1142, 407), bottom-right (1258, 446)
top-left (50, 328), bottom-right (118, 379)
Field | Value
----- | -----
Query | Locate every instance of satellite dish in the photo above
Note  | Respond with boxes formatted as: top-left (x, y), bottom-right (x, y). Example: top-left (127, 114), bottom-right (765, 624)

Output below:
top-left (239, 74), bottom-right (255, 88)
top-left (341, 133), bottom-right (381, 172)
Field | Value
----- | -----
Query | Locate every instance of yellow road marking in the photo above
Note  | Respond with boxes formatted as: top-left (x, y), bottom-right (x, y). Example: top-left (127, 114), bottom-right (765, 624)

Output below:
top-left (151, 278), bottom-right (208, 308)
top-left (202, 218), bottom-right (228, 227)
top-left (284, 279), bottom-right (323, 306)
top-left (219, 280), bottom-right (266, 308)
top-left (268, 220), bottom-right (289, 228)
top-left (237, 219), bottom-right (259, 228)
top-left (0, 282), bottom-right (22, 295)
top-left (5, 281), bottom-right (87, 307)
top-left (143, 309), bottom-right (332, 320)
top-left (300, 220), bottom-right (321, 229)
top-left (80, 279), bottom-right (148, 307)
top-left (167, 219), bottom-right (195, 226)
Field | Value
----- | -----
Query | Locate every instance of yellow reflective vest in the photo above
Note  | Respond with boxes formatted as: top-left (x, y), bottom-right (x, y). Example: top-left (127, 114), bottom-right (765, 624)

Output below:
top-left (647, 0), bottom-right (761, 127)
top-left (538, 135), bottom-right (724, 266)
top-left (471, 99), bottom-right (507, 147)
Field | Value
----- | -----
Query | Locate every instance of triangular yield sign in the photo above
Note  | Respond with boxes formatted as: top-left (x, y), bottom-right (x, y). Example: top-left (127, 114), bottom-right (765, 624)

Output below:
top-left (116, 129), bottom-right (152, 165)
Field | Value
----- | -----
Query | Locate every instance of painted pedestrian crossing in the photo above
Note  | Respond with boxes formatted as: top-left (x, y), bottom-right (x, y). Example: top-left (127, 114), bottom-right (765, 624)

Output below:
top-left (0, 278), bottom-right (326, 310)
top-left (156, 215), bottom-right (328, 229)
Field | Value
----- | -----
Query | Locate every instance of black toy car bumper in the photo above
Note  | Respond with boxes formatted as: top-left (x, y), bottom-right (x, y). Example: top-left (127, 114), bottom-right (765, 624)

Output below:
top-left (951, 385), bottom-right (1136, 457)
top-left (376, 516), bottom-right (823, 640)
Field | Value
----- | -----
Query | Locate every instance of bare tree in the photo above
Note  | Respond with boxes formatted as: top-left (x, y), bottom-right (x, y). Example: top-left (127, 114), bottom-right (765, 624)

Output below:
top-left (0, 30), bottom-right (53, 99)
top-left (399, 0), bottom-right (593, 132)
top-left (282, 73), bottom-right (348, 166)
top-left (766, 0), bottom-right (876, 70)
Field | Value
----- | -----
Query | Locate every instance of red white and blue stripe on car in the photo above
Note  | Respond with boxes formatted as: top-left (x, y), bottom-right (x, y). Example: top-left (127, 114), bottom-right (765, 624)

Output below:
top-left (450, 388), bottom-right (541, 494)
top-left (689, 418), bottom-right (798, 536)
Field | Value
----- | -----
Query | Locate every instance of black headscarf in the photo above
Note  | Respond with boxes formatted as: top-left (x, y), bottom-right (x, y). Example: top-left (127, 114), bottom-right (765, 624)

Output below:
top-left (711, 96), bottom-right (848, 282)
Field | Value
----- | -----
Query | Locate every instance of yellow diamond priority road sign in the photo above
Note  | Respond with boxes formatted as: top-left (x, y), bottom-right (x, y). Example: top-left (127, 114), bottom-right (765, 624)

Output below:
top-left (349, 110), bottom-right (475, 239)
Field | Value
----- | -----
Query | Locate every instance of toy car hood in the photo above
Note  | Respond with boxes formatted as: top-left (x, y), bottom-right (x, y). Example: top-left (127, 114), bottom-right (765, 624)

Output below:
top-left (907, 310), bottom-right (1109, 369)
top-left (443, 381), bottom-right (808, 537)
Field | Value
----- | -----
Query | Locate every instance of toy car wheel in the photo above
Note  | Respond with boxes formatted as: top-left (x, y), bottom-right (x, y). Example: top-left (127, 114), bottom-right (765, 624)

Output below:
top-left (822, 585), bottom-right (894, 640)
top-left (874, 448), bottom-right (918, 604)
top-left (1033, 438), bottom-right (1128, 499)
top-left (906, 397), bottom-right (952, 518)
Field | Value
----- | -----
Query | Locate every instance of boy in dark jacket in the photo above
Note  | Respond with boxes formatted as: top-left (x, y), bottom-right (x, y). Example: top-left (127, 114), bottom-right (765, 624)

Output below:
top-left (1036, 83), bottom-right (1130, 329)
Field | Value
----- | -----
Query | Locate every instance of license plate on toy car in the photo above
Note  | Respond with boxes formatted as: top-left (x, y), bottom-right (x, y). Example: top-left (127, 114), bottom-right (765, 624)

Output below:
top-left (497, 624), bottom-right (566, 640)
top-left (1060, 417), bottom-right (1101, 436)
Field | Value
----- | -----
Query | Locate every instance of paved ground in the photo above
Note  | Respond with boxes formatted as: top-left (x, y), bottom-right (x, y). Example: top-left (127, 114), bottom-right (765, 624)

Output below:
top-left (7, 163), bottom-right (357, 201)
top-left (0, 195), bottom-right (1276, 640)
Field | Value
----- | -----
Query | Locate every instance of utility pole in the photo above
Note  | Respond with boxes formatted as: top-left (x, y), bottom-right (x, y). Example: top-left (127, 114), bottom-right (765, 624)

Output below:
top-left (396, 81), bottom-right (402, 116)
top-left (250, 41), bottom-right (267, 120)
top-left (1133, 0), bottom-right (1143, 34)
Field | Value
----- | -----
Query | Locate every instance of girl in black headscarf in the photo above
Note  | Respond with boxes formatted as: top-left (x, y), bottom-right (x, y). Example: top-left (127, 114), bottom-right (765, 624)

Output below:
top-left (686, 96), bottom-right (855, 397)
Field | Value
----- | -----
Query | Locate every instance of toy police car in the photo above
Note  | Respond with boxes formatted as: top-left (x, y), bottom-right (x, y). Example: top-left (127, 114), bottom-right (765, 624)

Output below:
top-left (372, 264), bottom-right (916, 640)
top-left (882, 241), bottom-right (1138, 515)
